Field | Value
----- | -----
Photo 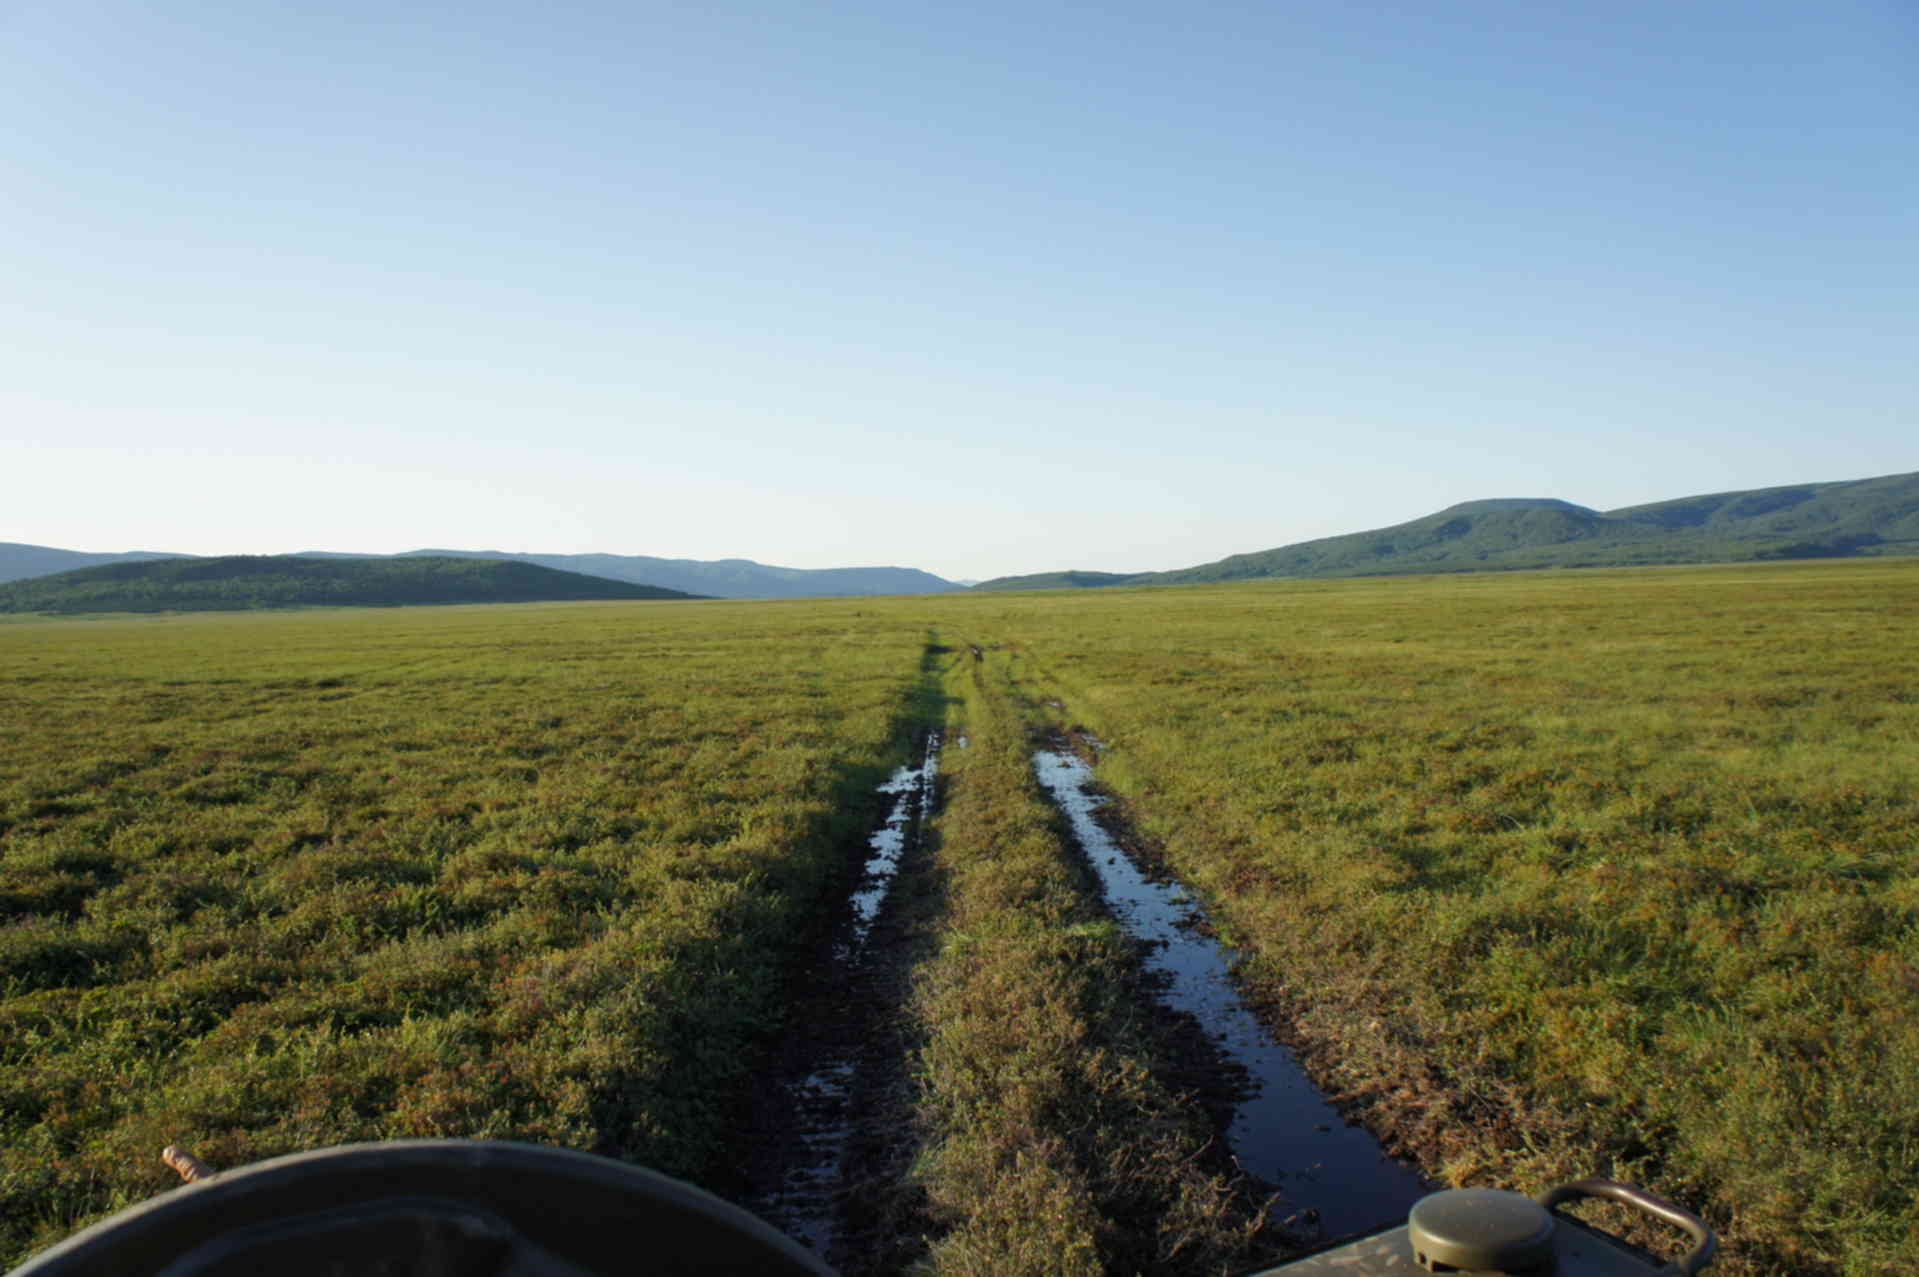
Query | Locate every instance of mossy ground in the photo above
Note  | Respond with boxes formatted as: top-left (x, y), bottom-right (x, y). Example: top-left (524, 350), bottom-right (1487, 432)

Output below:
top-left (927, 560), bottom-right (1918, 1275)
top-left (0, 601), bottom-right (928, 1265)
top-left (4, 559), bottom-right (1913, 1274)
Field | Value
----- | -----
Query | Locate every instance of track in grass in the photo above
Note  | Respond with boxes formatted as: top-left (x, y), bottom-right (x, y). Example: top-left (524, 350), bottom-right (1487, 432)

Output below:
top-left (1033, 740), bottom-right (1429, 1243)
top-left (0, 601), bottom-right (935, 1269)
top-left (744, 729), bottom-right (942, 1273)
top-left (950, 559), bottom-right (1919, 1274)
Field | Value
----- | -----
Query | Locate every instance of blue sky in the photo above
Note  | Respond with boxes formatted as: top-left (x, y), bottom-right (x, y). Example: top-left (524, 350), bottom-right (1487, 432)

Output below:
top-left (4, 0), bottom-right (1914, 580)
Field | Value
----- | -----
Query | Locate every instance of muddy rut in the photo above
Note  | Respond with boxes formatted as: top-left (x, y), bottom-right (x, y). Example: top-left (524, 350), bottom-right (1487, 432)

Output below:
top-left (1033, 736), bottom-right (1429, 1244)
top-left (741, 729), bottom-right (943, 1275)
top-left (742, 699), bottom-right (1432, 1270)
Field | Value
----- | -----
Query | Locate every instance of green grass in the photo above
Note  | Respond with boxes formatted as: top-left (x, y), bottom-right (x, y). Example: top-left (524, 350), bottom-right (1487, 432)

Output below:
top-left (908, 647), bottom-right (1263, 1276)
top-left (5, 560), bottom-right (1914, 1274)
top-left (928, 559), bottom-right (1919, 1275)
top-left (0, 600), bottom-right (928, 1266)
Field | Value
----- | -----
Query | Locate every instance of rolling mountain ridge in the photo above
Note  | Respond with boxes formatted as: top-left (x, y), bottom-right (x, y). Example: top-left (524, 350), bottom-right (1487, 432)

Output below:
top-left (0, 556), bottom-right (700, 614)
top-left (9, 470), bottom-right (1915, 601)
top-left (380, 551), bottom-right (961, 599)
top-left (976, 470), bottom-right (1919, 590)
top-left (0, 544), bottom-right (185, 583)
top-left (0, 545), bottom-right (962, 598)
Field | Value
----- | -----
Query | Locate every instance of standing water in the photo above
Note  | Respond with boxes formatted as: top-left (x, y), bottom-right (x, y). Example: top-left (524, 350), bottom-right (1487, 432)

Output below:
top-left (751, 731), bottom-right (941, 1259)
top-left (1033, 746), bottom-right (1428, 1243)
top-left (844, 732), bottom-right (940, 952)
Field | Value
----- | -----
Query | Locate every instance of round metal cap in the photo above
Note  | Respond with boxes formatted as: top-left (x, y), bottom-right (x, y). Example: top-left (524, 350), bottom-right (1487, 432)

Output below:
top-left (1408, 1188), bottom-right (1555, 1273)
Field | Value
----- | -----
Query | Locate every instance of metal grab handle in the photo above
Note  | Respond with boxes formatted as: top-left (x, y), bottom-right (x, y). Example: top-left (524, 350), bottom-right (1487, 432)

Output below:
top-left (1537, 1178), bottom-right (1718, 1275)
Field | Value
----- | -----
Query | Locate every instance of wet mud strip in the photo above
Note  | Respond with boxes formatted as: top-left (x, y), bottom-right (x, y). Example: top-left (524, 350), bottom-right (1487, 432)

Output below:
top-left (741, 729), bottom-right (943, 1274)
top-left (1032, 736), bottom-right (1431, 1247)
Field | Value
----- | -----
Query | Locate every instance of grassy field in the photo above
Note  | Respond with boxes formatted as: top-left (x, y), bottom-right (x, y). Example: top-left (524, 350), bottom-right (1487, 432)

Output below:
top-left (4, 559), bottom-right (1914, 1274)
top-left (927, 560), bottom-right (1918, 1275)
top-left (0, 600), bottom-right (930, 1265)
top-left (906, 645), bottom-right (1266, 1276)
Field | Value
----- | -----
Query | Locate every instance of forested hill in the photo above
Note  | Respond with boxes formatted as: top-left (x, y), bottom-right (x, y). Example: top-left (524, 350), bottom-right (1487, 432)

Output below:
top-left (0, 543), bottom-right (183, 582)
top-left (966, 570), bottom-right (1139, 592)
top-left (1, 544), bottom-right (963, 598)
top-left (0, 556), bottom-right (703, 614)
top-left (974, 470), bottom-right (1919, 590)
top-left (312, 551), bottom-right (964, 599)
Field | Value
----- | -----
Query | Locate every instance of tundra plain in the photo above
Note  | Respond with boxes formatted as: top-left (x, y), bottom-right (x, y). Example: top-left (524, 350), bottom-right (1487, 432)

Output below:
top-left (2, 559), bottom-right (1914, 1274)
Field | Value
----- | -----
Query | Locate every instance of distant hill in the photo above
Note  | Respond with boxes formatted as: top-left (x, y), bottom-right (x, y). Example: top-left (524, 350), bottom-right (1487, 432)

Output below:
top-left (0, 544), bottom-right (964, 598)
top-left (0, 556), bottom-right (701, 614)
top-left (970, 570), bottom-right (1141, 592)
top-left (974, 470), bottom-right (1919, 590)
top-left (377, 551), bottom-right (964, 599)
top-left (0, 543), bottom-right (188, 583)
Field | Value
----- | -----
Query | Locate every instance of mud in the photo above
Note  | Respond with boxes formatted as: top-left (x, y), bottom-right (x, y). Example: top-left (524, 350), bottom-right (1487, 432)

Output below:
top-left (741, 731), bottom-right (942, 1272)
top-left (846, 735), bottom-right (940, 951)
top-left (1033, 741), bottom-right (1430, 1246)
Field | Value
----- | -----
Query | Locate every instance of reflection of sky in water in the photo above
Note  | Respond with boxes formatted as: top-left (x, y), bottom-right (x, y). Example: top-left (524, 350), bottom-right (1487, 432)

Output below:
top-left (1034, 748), bottom-right (1429, 1243)
top-left (848, 732), bottom-right (941, 948)
top-left (759, 733), bottom-right (940, 1255)
top-left (778, 1061), bottom-right (857, 1253)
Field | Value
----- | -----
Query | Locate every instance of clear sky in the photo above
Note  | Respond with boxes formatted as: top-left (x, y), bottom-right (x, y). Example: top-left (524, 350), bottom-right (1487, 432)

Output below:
top-left (4, 1), bottom-right (1914, 581)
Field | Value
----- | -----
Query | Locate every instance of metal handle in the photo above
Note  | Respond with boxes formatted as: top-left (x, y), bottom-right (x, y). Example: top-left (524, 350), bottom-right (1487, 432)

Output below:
top-left (1537, 1178), bottom-right (1717, 1275)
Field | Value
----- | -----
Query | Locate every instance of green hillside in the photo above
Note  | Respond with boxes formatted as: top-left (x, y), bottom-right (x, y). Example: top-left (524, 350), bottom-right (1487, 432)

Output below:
top-left (974, 470), bottom-right (1919, 590)
top-left (0, 556), bottom-right (702, 614)
top-left (0, 543), bottom-right (186, 584)
top-left (296, 550), bottom-right (963, 598)
top-left (2, 545), bottom-right (965, 598)
top-left (966, 569), bottom-right (1141, 592)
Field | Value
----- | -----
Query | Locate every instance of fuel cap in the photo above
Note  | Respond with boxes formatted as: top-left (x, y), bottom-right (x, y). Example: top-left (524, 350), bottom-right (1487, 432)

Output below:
top-left (1407, 1188), bottom-right (1556, 1273)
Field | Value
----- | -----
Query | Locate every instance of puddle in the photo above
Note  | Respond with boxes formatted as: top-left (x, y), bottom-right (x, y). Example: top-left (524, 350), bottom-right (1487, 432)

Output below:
top-left (769, 1062), bottom-right (858, 1253)
top-left (845, 731), bottom-right (940, 952)
top-left (1033, 746), bottom-right (1428, 1244)
top-left (751, 731), bottom-right (942, 1258)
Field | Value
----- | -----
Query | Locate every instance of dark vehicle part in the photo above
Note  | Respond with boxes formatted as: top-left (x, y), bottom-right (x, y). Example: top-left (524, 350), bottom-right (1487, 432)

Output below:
top-left (8, 1141), bottom-right (832, 1277)
top-left (1246, 1176), bottom-right (1717, 1275)
top-left (7, 1142), bottom-right (1714, 1276)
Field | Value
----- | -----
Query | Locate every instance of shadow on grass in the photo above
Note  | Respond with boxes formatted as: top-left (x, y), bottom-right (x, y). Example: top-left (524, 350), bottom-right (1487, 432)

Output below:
top-left (731, 640), bottom-right (959, 1273)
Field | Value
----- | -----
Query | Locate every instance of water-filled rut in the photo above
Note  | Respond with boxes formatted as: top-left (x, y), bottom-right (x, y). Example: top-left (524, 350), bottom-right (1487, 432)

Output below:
top-left (1033, 743), bottom-right (1429, 1244)
top-left (745, 730), bottom-right (941, 1266)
